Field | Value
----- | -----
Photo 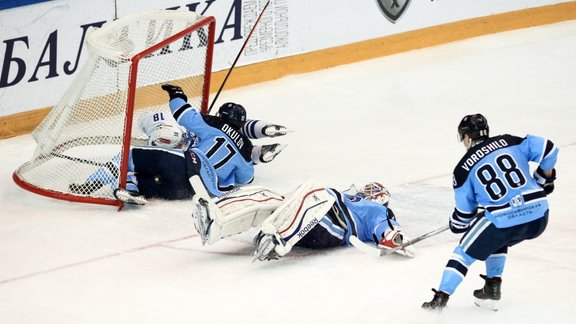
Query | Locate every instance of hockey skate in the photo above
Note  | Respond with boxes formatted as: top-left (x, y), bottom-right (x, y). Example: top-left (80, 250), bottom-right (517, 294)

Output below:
top-left (259, 144), bottom-right (287, 163)
top-left (262, 124), bottom-right (290, 137)
top-left (253, 231), bottom-right (281, 262)
top-left (113, 188), bottom-right (148, 205)
top-left (473, 274), bottom-right (502, 311)
top-left (191, 197), bottom-right (213, 245)
top-left (421, 288), bottom-right (450, 310)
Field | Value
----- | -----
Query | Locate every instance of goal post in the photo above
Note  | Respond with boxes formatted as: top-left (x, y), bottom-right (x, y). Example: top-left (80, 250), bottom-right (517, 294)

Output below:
top-left (13, 10), bottom-right (216, 207)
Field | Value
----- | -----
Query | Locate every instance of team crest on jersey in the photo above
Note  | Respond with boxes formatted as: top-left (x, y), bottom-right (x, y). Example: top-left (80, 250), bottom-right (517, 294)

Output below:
top-left (376, 0), bottom-right (412, 23)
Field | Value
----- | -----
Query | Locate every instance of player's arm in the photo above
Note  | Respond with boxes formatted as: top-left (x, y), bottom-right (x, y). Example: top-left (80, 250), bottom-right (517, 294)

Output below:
top-left (524, 135), bottom-right (559, 194)
top-left (161, 84), bottom-right (213, 137)
top-left (451, 181), bottom-right (479, 233)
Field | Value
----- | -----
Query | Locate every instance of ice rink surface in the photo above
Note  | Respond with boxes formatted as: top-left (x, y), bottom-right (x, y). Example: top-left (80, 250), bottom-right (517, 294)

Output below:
top-left (1, 20), bottom-right (575, 324)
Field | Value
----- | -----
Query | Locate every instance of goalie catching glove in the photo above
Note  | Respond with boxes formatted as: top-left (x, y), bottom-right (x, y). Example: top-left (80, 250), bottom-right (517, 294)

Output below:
top-left (161, 84), bottom-right (187, 101)
top-left (378, 228), bottom-right (404, 249)
top-left (533, 167), bottom-right (556, 195)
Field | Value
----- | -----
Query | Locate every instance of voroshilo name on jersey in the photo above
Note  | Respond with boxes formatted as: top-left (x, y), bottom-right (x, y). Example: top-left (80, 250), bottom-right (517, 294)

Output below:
top-left (461, 139), bottom-right (509, 171)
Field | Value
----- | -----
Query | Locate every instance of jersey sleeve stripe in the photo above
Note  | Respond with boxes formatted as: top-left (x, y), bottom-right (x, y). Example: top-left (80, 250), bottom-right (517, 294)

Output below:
top-left (173, 103), bottom-right (192, 121)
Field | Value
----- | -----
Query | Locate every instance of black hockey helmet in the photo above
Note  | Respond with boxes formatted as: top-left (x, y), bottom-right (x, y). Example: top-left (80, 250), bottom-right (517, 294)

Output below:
top-left (457, 113), bottom-right (489, 142)
top-left (218, 102), bottom-right (247, 129)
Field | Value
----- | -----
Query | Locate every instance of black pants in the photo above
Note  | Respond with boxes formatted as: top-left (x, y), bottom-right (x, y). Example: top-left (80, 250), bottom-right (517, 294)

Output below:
top-left (131, 147), bottom-right (197, 200)
top-left (462, 211), bottom-right (549, 261)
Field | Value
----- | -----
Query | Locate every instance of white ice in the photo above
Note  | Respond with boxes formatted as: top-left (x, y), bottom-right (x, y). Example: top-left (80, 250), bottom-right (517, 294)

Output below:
top-left (1, 21), bottom-right (575, 324)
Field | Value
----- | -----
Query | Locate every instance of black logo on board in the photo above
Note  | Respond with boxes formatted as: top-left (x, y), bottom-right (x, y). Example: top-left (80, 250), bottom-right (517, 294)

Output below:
top-left (376, 0), bottom-right (412, 23)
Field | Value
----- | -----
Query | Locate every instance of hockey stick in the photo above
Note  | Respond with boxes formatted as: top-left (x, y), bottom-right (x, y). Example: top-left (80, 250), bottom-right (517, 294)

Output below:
top-left (51, 152), bottom-right (119, 177)
top-left (207, 0), bottom-right (271, 115)
top-left (349, 225), bottom-right (450, 257)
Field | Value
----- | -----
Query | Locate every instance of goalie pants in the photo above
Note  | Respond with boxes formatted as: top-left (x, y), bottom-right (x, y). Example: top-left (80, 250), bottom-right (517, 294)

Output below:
top-left (295, 208), bottom-right (347, 249)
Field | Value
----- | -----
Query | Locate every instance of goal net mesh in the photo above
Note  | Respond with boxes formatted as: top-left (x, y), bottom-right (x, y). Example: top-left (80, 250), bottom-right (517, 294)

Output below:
top-left (13, 10), bottom-right (215, 206)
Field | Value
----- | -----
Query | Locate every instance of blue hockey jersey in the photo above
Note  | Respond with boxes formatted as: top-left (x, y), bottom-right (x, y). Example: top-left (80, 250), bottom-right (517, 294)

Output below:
top-left (452, 134), bottom-right (558, 228)
top-left (169, 98), bottom-right (254, 190)
top-left (324, 188), bottom-right (398, 244)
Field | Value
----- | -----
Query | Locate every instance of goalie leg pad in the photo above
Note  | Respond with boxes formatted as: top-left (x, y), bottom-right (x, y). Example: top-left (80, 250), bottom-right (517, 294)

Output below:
top-left (208, 186), bottom-right (284, 245)
top-left (190, 179), bottom-right (285, 246)
top-left (189, 175), bottom-right (223, 245)
top-left (255, 181), bottom-right (336, 259)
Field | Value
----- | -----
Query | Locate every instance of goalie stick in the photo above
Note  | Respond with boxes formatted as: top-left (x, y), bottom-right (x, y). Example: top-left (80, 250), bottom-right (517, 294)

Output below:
top-left (350, 225), bottom-right (450, 257)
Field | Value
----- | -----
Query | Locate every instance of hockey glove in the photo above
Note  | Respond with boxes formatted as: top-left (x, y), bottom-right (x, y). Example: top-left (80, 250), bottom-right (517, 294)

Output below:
top-left (378, 228), bottom-right (404, 249)
top-left (449, 211), bottom-right (470, 234)
top-left (262, 124), bottom-right (289, 137)
top-left (533, 167), bottom-right (556, 195)
top-left (161, 84), bottom-right (188, 101)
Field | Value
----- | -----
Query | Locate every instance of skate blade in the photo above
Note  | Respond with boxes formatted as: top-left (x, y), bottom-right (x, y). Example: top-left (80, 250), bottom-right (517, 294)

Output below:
top-left (191, 204), bottom-right (210, 245)
top-left (262, 144), bottom-right (287, 162)
top-left (474, 297), bottom-right (499, 311)
top-left (114, 189), bottom-right (148, 205)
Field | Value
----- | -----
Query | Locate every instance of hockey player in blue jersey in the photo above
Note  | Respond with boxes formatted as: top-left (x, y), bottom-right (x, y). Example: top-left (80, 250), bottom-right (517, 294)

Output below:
top-left (69, 123), bottom-right (223, 204)
top-left (188, 179), bottom-right (414, 260)
top-left (70, 85), bottom-right (289, 204)
top-left (253, 182), bottom-right (415, 261)
top-left (161, 84), bottom-right (288, 191)
top-left (141, 103), bottom-right (288, 167)
top-left (422, 113), bottom-right (558, 311)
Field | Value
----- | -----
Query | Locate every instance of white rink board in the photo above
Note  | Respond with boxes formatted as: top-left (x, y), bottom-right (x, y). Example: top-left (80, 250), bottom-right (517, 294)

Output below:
top-left (0, 0), bottom-right (572, 116)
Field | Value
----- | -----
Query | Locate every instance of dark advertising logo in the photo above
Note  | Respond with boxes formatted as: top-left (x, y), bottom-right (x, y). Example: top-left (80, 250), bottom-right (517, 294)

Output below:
top-left (376, 0), bottom-right (412, 23)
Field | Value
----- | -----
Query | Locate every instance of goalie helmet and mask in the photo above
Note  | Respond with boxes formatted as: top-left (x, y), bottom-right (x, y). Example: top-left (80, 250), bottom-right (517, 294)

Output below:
top-left (457, 113), bottom-right (489, 149)
top-left (357, 182), bottom-right (391, 206)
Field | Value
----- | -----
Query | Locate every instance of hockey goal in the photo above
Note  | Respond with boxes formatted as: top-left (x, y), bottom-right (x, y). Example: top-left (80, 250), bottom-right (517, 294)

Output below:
top-left (13, 10), bottom-right (215, 207)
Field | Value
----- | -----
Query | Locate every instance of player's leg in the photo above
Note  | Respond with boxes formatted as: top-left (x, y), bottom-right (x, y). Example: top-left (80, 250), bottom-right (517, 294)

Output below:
top-left (253, 182), bottom-right (336, 261)
top-left (422, 216), bottom-right (495, 310)
top-left (189, 177), bottom-right (284, 246)
top-left (472, 212), bottom-right (548, 310)
top-left (294, 212), bottom-right (347, 249)
top-left (69, 154), bottom-right (121, 195)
